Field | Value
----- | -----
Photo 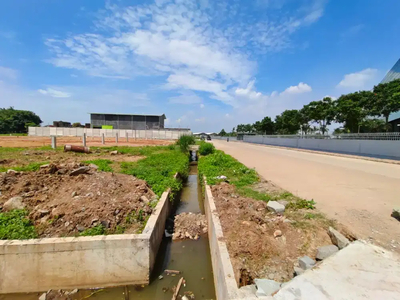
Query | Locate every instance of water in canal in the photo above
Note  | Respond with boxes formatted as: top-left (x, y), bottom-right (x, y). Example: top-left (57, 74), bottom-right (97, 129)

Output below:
top-left (3, 165), bottom-right (215, 300)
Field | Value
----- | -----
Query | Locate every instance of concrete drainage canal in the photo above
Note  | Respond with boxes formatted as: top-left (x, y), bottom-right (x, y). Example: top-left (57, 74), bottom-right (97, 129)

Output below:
top-left (5, 153), bottom-right (216, 300)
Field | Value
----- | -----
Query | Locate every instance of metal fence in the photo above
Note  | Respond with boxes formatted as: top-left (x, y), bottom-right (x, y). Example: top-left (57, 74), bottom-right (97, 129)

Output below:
top-left (28, 127), bottom-right (191, 140)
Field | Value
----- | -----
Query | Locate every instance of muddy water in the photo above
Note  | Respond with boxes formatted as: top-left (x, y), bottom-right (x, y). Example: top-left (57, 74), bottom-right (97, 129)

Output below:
top-left (3, 165), bottom-right (215, 300)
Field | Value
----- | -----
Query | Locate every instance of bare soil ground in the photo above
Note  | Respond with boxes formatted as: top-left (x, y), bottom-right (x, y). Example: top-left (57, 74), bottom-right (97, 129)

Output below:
top-left (173, 212), bottom-right (207, 240)
top-left (0, 147), bottom-right (144, 172)
top-left (211, 182), bottom-right (355, 286)
top-left (0, 136), bottom-right (173, 148)
top-left (0, 163), bottom-right (156, 237)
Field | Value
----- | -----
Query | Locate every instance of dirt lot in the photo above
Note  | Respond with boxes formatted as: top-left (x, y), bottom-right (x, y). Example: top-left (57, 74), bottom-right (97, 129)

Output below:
top-left (211, 182), bottom-right (355, 286)
top-left (0, 136), bottom-right (173, 148)
top-left (0, 163), bottom-right (156, 237)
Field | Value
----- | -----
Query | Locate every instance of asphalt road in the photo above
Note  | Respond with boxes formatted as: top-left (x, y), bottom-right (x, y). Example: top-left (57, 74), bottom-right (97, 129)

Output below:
top-left (212, 140), bottom-right (400, 251)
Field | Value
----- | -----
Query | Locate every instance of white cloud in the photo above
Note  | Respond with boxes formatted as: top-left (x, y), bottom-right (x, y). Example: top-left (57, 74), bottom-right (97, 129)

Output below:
top-left (45, 0), bottom-right (326, 106)
top-left (195, 117), bottom-right (206, 122)
top-left (235, 80), bottom-right (268, 101)
top-left (0, 66), bottom-right (18, 80)
top-left (200, 103), bottom-right (205, 108)
top-left (336, 68), bottom-right (378, 89)
top-left (168, 91), bottom-right (203, 104)
top-left (280, 82), bottom-right (312, 95)
top-left (37, 88), bottom-right (71, 98)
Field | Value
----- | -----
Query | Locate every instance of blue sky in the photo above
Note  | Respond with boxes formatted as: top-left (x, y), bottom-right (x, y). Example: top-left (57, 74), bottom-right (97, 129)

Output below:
top-left (1, 0), bottom-right (399, 132)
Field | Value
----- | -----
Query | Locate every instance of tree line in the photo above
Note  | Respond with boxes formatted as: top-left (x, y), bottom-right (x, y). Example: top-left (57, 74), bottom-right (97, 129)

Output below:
top-left (218, 79), bottom-right (400, 136)
top-left (0, 107), bottom-right (42, 134)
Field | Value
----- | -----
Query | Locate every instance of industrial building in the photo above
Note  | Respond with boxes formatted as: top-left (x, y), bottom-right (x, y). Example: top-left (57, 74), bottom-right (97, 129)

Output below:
top-left (382, 59), bottom-right (400, 132)
top-left (90, 113), bottom-right (166, 130)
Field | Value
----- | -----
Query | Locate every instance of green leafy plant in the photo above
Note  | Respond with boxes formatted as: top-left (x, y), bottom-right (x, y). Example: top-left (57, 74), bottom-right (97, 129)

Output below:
top-left (84, 159), bottom-right (113, 172)
top-left (288, 199), bottom-right (316, 210)
top-left (176, 135), bottom-right (195, 152)
top-left (198, 150), bottom-right (259, 187)
top-left (79, 225), bottom-right (106, 236)
top-left (0, 209), bottom-right (38, 240)
top-left (120, 149), bottom-right (189, 197)
top-left (198, 142), bottom-right (215, 156)
top-left (237, 187), bottom-right (272, 202)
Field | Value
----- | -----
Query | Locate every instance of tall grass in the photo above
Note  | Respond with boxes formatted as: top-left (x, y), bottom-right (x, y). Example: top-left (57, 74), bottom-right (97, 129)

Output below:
top-left (176, 135), bottom-right (195, 152)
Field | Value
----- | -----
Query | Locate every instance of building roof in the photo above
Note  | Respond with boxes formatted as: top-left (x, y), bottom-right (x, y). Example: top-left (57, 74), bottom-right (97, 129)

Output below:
top-left (381, 58), bottom-right (400, 84)
top-left (89, 113), bottom-right (166, 119)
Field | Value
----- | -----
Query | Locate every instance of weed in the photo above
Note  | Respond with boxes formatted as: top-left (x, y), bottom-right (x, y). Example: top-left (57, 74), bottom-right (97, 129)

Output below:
top-left (176, 135), bottom-right (195, 152)
top-left (114, 225), bottom-right (126, 234)
top-left (279, 192), bottom-right (294, 199)
top-left (0, 161), bottom-right (48, 172)
top-left (84, 159), bottom-right (113, 172)
top-left (237, 187), bottom-right (272, 202)
top-left (120, 150), bottom-right (188, 197)
top-left (198, 142), bottom-right (215, 156)
top-left (79, 225), bottom-right (106, 236)
top-left (91, 145), bottom-right (171, 156)
top-left (287, 199), bottom-right (316, 210)
top-left (198, 150), bottom-right (259, 187)
top-left (0, 209), bottom-right (38, 240)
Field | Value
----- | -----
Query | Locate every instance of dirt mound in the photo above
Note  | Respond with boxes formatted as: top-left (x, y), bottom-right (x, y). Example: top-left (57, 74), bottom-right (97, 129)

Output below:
top-left (211, 182), bottom-right (333, 286)
top-left (0, 163), bottom-right (156, 237)
top-left (173, 212), bottom-right (207, 240)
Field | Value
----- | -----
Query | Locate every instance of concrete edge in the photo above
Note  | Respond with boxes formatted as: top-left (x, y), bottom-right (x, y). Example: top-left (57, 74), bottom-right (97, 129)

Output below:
top-left (203, 177), bottom-right (243, 300)
top-left (0, 175), bottom-right (176, 293)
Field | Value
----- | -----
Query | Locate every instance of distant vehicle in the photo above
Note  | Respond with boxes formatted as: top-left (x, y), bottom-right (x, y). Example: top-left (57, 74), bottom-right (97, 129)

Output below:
top-left (207, 135), bottom-right (212, 140)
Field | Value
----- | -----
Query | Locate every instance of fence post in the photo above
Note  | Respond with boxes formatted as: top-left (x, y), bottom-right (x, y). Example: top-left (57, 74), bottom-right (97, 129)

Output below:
top-left (82, 133), bottom-right (87, 147)
top-left (102, 133), bottom-right (105, 145)
top-left (51, 136), bottom-right (57, 149)
top-left (116, 133), bottom-right (119, 144)
top-left (126, 132), bottom-right (129, 143)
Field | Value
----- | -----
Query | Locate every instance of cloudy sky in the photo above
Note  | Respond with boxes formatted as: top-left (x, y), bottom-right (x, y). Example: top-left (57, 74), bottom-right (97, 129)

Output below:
top-left (1, 0), bottom-right (399, 132)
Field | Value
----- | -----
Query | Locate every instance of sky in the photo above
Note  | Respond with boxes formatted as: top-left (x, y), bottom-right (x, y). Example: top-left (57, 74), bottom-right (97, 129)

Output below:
top-left (0, 0), bottom-right (400, 132)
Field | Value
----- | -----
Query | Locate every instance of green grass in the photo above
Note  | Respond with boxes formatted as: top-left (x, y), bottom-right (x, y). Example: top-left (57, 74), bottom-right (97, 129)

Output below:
top-left (287, 199), bottom-right (316, 210)
top-left (0, 210), bottom-right (38, 240)
top-left (84, 159), bottom-right (113, 172)
top-left (79, 225), bottom-right (106, 236)
top-left (0, 133), bottom-right (28, 136)
top-left (198, 150), bottom-right (259, 187)
top-left (120, 149), bottom-right (189, 197)
top-left (92, 145), bottom-right (173, 156)
top-left (237, 186), bottom-right (272, 202)
top-left (0, 161), bottom-right (48, 172)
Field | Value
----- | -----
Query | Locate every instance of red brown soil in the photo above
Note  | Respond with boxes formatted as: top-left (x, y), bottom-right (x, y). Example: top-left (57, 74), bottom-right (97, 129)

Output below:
top-left (211, 182), bottom-right (342, 286)
top-left (173, 212), bottom-right (207, 240)
top-left (0, 136), bottom-right (173, 148)
top-left (0, 163), bottom-right (156, 237)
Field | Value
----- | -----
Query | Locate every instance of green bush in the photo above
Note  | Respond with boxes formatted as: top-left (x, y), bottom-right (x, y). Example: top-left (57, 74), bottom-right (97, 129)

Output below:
top-left (198, 142), bottom-right (215, 156)
top-left (0, 210), bottom-right (38, 240)
top-left (84, 159), bottom-right (113, 172)
top-left (176, 135), bottom-right (195, 152)
top-left (198, 150), bottom-right (259, 187)
top-left (120, 149), bottom-right (189, 197)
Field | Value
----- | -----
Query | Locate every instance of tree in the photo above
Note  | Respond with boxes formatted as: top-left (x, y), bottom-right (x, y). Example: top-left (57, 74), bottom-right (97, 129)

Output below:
top-left (72, 122), bottom-right (82, 127)
top-left (0, 107), bottom-right (42, 134)
top-left (219, 129), bottom-right (227, 136)
top-left (333, 92), bottom-right (371, 133)
top-left (359, 118), bottom-right (389, 133)
top-left (372, 79), bottom-right (400, 126)
top-left (259, 116), bottom-right (275, 134)
top-left (303, 97), bottom-right (335, 135)
top-left (274, 110), bottom-right (302, 134)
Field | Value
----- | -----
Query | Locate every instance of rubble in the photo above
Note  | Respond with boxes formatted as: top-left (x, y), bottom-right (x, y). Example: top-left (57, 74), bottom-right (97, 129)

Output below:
top-left (298, 256), bottom-right (316, 270)
top-left (328, 227), bottom-right (350, 249)
top-left (173, 212), bottom-right (207, 240)
top-left (267, 201), bottom-right (285, 213)
top-left (316, 245), bottom-right (339, 260)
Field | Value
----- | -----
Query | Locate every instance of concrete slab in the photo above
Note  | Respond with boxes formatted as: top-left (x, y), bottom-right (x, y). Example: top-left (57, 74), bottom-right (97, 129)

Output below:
top-left (274, 241), bottom-right (400, 300)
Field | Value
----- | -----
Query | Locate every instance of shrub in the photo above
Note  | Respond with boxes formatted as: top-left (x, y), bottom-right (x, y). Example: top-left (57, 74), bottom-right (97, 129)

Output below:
top-left (176, 135), bottom-right (195, 152)
top-left (198, 142), bottom-right (215, 156)
top-left (79, 225), bottom-right (106, 236)
top-left (0, 209), bottom-right (38, 240)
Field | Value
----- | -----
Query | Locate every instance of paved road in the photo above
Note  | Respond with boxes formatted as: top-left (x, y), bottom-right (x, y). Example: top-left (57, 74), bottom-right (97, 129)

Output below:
top-left (212, 140), bottom-right (400, 251)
